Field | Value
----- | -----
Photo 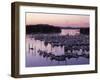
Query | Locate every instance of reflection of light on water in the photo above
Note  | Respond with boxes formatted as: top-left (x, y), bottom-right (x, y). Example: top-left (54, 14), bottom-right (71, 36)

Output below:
top-left (26, 36), bottom-right (64, 55)
top-left (61, 29), bottom-right (80, 35)
top-left (44, 43), bottom-right (52, 53)
top-left (52, 46), bottom-right (64, 55)
top-left (25, 34), bottom-right (89, 67)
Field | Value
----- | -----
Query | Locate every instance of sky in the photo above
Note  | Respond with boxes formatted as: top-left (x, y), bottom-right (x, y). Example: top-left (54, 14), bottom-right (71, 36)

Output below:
top-left (26, 13), bottom-right (89, 28)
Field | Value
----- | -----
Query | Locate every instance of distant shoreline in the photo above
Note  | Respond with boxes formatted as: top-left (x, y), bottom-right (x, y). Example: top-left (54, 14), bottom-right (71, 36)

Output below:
top-left (26, 24), bottom-right (89, 35)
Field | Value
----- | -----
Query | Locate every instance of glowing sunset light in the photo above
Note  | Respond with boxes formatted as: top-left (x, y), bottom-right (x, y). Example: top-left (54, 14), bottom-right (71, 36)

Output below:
top-left (26, 13), bottom-right (89, 28)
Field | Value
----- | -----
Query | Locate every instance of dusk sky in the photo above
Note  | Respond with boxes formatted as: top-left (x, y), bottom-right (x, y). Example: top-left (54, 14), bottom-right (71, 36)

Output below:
top-left (26, 13), bottom-right (89, 28)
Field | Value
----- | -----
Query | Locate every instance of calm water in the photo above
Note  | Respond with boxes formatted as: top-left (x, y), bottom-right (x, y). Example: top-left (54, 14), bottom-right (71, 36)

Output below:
top-left (61, 29), bottom-right (80, 35)
top-left (25, 29), bottom-right (89, 67)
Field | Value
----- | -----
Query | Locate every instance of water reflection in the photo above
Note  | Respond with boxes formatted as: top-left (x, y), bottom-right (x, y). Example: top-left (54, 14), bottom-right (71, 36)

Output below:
top-left (61, 29), bottom-right (80, 35)
top-left (26, 33), bottom-right (89, 67)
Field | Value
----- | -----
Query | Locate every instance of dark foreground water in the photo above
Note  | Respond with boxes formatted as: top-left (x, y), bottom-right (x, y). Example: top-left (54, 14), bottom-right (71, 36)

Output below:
top-left (25, 33), bottom-right (89, 67)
